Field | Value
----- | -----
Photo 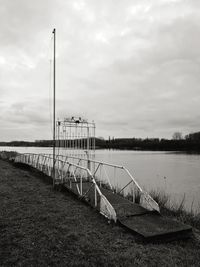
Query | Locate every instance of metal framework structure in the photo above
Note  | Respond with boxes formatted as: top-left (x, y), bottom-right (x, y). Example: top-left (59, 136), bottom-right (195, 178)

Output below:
top-left (56, 117), bottom-right (95, 159)
top-left (56, 154), bottom-right (160, 212)
top-left (14, 153), bottom-right (194, 241)
top-left (15, 153), bottom-right (160, 217)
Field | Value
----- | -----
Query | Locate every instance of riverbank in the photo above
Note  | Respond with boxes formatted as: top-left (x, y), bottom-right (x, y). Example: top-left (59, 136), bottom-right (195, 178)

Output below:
top-left (1, 137), bottom-right (200, 152)
top-left (0, 159), bottom-right (200, 266)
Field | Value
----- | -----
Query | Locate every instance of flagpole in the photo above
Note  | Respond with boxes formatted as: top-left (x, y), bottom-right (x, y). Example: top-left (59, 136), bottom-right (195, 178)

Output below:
top-left (52, 28), bottom-right (56, 188)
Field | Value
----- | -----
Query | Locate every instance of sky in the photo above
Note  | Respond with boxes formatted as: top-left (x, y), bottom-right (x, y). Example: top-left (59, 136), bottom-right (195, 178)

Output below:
top-left (0, 0), bottom-right (200, 141)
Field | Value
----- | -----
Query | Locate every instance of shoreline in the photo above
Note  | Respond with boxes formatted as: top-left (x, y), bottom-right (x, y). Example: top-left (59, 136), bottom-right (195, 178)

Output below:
top-left (1, 145), bottom-right (200, 153)
top-left (0, 158), bottom-right (200, 266)
top-left (1, 150), bottom-right (200, 213)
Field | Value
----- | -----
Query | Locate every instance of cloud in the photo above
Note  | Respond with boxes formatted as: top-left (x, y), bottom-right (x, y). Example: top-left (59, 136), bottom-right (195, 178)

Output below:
top-left (0, 0), bottom-right (200, 140)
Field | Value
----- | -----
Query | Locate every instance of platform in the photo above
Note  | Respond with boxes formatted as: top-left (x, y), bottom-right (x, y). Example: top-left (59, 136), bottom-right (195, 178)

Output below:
top-left (64, 181), bottom-right (192, 241)
top-left (14, 153), bottom-right (193, 242)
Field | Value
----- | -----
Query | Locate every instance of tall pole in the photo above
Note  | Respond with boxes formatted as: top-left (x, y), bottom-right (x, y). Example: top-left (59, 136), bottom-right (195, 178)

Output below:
top-left (52, 28), bottom-right (56, 187)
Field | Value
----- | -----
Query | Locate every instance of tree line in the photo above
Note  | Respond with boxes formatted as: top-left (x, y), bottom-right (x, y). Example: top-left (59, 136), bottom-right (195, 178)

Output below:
top-left (1, 131), bottom-right (200, 151)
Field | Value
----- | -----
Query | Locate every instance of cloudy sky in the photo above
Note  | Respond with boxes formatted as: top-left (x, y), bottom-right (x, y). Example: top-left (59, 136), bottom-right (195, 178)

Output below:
top-left (0, 0), bottom-right (200, 141)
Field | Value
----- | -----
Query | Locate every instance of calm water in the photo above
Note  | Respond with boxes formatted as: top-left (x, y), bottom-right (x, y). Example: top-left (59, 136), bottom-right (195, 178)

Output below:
top-left (1, 146), bottom-right (200, 212)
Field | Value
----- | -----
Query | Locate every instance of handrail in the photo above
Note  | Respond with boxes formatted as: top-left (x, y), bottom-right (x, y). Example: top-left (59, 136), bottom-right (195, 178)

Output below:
top-left (15, 153), bottom-right (117, 219)
top-left (14, 153), bottom-right (118, 221)
top-left (15, 152), bottom-right (160, 212)
top-left (16, 153), bottom-right (102, 193)
top-left (22, 153), bottom-right (141, 190)
top-left (21, 153), bottom-right (139, 189)
top-left (53, 153), bottom-right (124, 169)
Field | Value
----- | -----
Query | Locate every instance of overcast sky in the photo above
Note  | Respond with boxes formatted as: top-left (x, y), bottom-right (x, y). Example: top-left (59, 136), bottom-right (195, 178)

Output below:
top-left (0, 0), bottom-right (200, 141)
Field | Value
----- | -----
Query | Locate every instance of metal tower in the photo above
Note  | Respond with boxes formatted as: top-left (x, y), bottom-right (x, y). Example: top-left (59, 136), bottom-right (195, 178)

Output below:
top-left (55, 116), bottom-right (95, 163)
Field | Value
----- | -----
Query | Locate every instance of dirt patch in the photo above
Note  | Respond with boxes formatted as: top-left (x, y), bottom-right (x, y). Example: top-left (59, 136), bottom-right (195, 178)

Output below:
top-left (0, 159), bottom-right (200, 266)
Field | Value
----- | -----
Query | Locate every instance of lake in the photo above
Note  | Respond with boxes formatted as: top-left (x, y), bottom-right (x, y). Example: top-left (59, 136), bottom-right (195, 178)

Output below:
top-left (1, 146), bottom-right (200, 213)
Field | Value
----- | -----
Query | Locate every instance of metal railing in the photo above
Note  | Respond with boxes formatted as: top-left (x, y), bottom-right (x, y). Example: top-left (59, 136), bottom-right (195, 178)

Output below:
top-left (56, 154), bottom-right (160, 212)
top-left (15, 153), bottom-right (160, 213)
top-left (15, 153), bottom-right (117, 222)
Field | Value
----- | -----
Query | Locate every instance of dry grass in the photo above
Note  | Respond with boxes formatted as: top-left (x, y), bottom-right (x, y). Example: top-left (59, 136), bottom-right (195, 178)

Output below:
top-left (149, 189), bottom-right (200, 230)
top-left (149, 189), bottom-right (170, 209)
top-left (98, 179), bottom-right (200, 231)
top-left (1, 158), bottom-right (200, 266)
top-left (0, 151), bottom-right (18, 160)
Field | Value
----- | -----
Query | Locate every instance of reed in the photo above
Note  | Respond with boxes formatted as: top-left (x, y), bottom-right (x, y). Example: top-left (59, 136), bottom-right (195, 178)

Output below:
top-left (149, 189), bottom-right (200, 230)
top-left (0, 151), bottom-right (18, 160)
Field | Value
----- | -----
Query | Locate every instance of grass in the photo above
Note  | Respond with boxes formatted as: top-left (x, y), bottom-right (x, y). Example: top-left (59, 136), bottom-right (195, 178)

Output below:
top-left (149, 189), bottom-right (200, 231)
top-left (1, 153), bottom-right (200, 266)
top-left (98, 178), bottom-right (200, 231)
top-left (0, 151), bottom-right (18, 160)
top-left (149, 189), bottom-right (170, 208)
top-left (95, 177), bottom-right (200, 233)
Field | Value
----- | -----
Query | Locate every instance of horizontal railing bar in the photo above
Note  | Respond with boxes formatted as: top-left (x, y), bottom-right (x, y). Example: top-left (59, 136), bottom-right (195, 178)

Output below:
top-left (16, 153), bottom-right (92, 172)
top-left (57, 154), bottom-right (124, 169)
top-left (18, 153), bottom-right (124, 170)
top-left (19, 153), bottom-right (141, 190)
top-left (16, 153), bottom-right (103, 196)
top-left (15, 152), bottom-right (160, 213)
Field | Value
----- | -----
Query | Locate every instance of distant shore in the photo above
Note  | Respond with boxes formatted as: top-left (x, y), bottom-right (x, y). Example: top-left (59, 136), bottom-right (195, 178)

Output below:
top-left (1, 136), bottom-right (200, 152)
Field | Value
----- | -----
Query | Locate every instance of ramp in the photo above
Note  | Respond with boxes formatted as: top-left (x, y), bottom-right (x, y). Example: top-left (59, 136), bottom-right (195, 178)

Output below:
top-left (64, 183), bottom-right (192, 241)
top-left (119, 214), bottom-right (192, 241)
top-left (14, 153), bottom-right (193, 241)
top-left (101, 188), bottom-right (192, 241)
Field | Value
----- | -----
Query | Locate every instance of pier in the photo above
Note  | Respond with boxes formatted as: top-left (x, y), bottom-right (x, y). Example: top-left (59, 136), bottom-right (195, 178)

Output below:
top-left (14, 152), bottom-right (192, 241)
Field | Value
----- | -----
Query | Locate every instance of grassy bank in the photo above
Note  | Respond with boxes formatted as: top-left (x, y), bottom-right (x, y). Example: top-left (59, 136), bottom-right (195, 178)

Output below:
top-left (0, 159), bottom-right (200, 266)
top-left (150, 189), bottom-right (200, 231)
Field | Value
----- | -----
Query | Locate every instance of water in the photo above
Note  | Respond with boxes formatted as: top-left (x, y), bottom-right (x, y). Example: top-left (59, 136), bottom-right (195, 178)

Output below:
top-left (1, 146), bottom-right (200, 213)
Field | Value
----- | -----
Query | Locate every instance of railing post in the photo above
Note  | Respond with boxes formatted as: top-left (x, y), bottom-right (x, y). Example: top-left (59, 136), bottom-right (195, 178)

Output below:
top-left (94, 186), bottom-right (97, 207)
top-left (80, 175), bottom-right (82, 196)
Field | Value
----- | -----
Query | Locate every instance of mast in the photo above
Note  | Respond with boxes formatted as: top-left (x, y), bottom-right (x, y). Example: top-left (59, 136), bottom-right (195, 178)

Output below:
top-left (52, 28), bottom-right (56, 187)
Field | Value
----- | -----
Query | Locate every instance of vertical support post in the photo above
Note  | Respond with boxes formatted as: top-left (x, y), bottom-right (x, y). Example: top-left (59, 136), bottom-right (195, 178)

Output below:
top-left (81, 123), bottom-right (83, 157)
top-left (94, 186), bottom-right (97, 207)
top-left (57, 121), bottom-right (60, 171)
top-left (87, 124), bottom-right (90, 170)
top-left (64, 126), bottom-right (66, 155)
top-left (52, 28), bottom-right (56, 188)
top-left (80, 175), bottom-right (82, 196)
top-left (69, 126), bottom-right (71, 156)
top-left (100, 164), bottom-right (102, 187)
top-left (92, 122), bottom-right (95, 173)
top-left (93, 122), bottom-right (96, 155)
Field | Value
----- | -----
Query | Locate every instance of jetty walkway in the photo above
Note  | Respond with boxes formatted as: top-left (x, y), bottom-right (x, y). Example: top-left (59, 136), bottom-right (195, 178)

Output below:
top-left (13, 153), bottom-right (192, 241)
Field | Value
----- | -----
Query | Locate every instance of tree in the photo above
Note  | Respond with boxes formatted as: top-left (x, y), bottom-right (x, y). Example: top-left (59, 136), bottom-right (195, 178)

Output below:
top-left (172, 132), bottom-right (183, 140)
